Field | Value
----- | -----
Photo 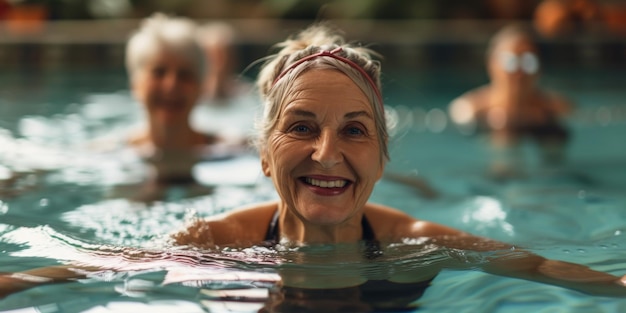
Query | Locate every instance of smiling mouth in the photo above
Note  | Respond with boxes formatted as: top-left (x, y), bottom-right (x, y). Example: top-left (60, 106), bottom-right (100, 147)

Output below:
top-left (157, 101), bottom-right (183, 108)
top-left (302, 177), bottom-right (350, 188)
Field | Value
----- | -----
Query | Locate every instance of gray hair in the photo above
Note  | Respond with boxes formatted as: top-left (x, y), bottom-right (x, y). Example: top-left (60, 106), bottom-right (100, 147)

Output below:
top-left (254, 24), bottom-right (390, 163)
top-left (125, 13), bottom-right (205, 81)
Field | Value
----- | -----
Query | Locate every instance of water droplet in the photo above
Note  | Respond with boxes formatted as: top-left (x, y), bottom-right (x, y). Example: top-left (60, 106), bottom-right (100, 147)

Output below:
top-left (39, 198), bottom-right (49, 207)
top-left (577, 249), bottom-right (586, 254)
top-left (577, 190), bottom-right (586, 199)
top-left (615, 230), bottom-right (622, 236)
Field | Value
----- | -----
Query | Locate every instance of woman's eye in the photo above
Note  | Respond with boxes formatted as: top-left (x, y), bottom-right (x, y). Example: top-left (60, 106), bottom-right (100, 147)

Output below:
top-left (151, 67), bottom-right (166, 78)
top-left (291, 124), bottom-right (311, 134)
top-left (345, 126), bottom-right (365, 136)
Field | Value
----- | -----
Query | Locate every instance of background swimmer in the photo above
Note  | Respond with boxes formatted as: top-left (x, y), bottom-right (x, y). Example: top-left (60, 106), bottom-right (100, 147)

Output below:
top-left (449, 24), bottom-right (574, 178)
top-left (124, 13), bottom-right (216, 183)
top-left (109, 14), bottom-right (247, 185)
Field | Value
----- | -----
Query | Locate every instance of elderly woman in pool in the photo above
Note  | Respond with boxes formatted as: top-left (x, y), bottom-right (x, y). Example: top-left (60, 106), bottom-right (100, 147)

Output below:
top-left (449, 24), bottom-right (573, 178)
top-left (173, 24), bottom-right (625, 296)
top-left (1, 24), bottom-right (625, 305)
top-left (121, 14), bottom-right (243, 183)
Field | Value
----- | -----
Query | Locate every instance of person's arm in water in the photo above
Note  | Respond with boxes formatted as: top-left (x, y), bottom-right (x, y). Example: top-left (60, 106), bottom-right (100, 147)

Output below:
top-left (4, 204), bottom-right (625, 299)
top-left (0, 265), bottom-right (102, 298)
top-left (427, 233), bottom-right (626, 296)
top-left (369, 204), bottom-right (626, 297)
top-left (415, 220), bottom-right (626, 297)
top-left (0, 204), bottom-right (275, 299)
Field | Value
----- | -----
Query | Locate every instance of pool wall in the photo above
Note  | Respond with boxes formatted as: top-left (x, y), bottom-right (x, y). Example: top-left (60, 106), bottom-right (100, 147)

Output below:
top-left (1, 19), bottom-right (624, 72)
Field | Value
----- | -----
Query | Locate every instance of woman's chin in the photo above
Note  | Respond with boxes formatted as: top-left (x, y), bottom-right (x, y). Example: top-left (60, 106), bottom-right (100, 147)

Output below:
top-left (300, 209), bottom-right (351, 226)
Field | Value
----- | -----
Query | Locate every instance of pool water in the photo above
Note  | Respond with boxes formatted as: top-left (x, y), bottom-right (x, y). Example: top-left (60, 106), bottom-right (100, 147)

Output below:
top-left (1, 66), bottom-right (626, 312)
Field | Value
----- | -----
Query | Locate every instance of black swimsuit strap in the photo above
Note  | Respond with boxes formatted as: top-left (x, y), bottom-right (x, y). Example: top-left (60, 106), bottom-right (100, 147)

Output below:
top-left (263, 209), bottom-right (281, 245)
top-left (361, 214), bottom-right (382, 259)
top-left (361, 213), bottom-right (375, 242)
top-left (263, 210), bottom-right (382, 258)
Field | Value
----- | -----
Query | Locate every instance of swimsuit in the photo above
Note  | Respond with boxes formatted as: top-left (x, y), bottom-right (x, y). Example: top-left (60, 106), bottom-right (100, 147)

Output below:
top-left (263, 209), bottom-right (381, 258)
top-left (263, 210), bottom-right (434, 311)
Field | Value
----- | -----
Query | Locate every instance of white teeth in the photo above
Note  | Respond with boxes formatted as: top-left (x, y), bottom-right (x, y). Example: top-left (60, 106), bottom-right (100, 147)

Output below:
top-left (305, 178), bottom-right (347, 188)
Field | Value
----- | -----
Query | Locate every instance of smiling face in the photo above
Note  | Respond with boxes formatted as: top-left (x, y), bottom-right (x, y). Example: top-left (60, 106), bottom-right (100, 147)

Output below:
top-left (132, 49), bottom-right (201, 126)
top-left (261, 69), bottom-right (385, 226)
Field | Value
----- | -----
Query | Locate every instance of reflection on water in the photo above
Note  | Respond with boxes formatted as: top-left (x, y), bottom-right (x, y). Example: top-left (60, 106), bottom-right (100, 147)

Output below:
top-left (3, 216), bottom-right (623, 312)
top-left (0, 223), bottom-right (531, 312)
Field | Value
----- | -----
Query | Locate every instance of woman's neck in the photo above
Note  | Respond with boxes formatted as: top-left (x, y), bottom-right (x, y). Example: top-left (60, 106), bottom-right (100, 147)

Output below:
top-left (146, 119), bottom-right (200, 149)
top-left (277, 203), bottom-right (363, 245)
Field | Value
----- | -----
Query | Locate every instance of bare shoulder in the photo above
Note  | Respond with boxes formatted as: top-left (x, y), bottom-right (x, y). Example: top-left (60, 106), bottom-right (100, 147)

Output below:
top-left (449, 85), bottom-right (490, 124)
top-left (172, 201), bottom-right (278, 248)
top-left (364, 203), bottom-right (465, 242)
top-left (217, 201), bottom-right (278, 227)
top-left (451, 85), bottom-right (490, 106)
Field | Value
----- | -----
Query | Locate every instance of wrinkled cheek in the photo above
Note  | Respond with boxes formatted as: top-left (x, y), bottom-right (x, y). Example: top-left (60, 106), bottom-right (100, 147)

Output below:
top-left (271, 151), bottom-right (299, 206)
top-left (353, 182), bottom-right (374, 209)
top-left (273, 166), bottom-right (299, 208)
top-left (353, 160), bottom-right (381, 208)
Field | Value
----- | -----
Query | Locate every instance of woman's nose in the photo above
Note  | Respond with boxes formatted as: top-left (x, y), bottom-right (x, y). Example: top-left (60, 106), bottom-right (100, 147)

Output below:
top-left (161, 72), bottom-right (181, 92)
top-left (311, 130), bottom-right (343, 168)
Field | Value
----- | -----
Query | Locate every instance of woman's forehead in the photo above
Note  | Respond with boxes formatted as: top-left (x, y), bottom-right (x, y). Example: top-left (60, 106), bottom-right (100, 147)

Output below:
top-left (495, 37), bottom-right (536, 52)
top-left (294, 68), bottom-right (357, 85)
top-left (282, 69), bottom-right (372, 112)
top-left (148, 49), bottom-right (193, 65)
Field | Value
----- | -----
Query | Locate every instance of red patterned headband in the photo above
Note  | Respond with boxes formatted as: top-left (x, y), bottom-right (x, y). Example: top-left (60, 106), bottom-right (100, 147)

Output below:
top-left (271, 47), bottom-right (384, 111)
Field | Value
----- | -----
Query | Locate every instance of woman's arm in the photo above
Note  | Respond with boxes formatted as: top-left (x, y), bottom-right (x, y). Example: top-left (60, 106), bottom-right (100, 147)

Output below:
top-left (486, 253), bottom-right (626, 297)
top-left (428, 232), bottom-right (626, 297)
top-left (0, 265), bottom-right (101, 298)
top-left (384, 213), bottom-right (626, 297)
top-left (369, 206), bottom-right (626, 297)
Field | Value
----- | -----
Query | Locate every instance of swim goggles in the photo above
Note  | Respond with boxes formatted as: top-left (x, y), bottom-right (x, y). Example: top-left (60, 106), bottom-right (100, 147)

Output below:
top-left (498, 51), bottom-right (540, 75)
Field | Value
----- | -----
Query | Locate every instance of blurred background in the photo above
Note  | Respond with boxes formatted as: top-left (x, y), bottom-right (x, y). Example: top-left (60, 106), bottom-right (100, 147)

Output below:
top-left (1, 0), bottom-right (625, 71)
top-left (1, 0), bottom-right (625, 139)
